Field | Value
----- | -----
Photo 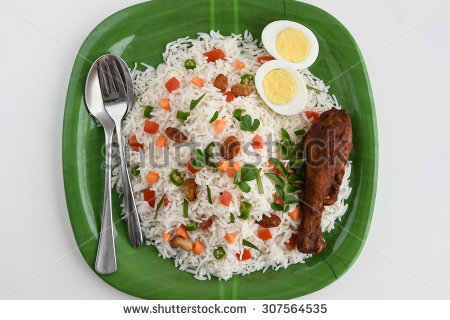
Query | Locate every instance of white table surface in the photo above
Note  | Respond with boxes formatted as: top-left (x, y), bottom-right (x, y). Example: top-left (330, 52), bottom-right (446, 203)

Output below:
top-left (1, 0), bottom-right (449, 299)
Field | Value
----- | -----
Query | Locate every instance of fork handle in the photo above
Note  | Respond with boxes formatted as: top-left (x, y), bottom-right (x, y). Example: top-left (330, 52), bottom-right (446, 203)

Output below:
top-left (116, 124), bottom-right (143, 248)
top-left (95, 127), bottom-right (117, 274)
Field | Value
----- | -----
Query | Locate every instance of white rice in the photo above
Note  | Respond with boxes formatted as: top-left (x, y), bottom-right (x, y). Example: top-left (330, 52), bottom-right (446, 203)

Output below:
top-left (112, 31), bottom-right (352, 281)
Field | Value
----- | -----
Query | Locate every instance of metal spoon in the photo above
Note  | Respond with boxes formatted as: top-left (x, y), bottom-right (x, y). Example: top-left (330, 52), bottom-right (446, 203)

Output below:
top-left (97, 55), bottom-right (143, 249)
top-left (85, 57), bottom-right (117, 274)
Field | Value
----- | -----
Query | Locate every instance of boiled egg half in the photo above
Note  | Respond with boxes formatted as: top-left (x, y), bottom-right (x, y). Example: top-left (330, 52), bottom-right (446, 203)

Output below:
top-left (255, 60), bottom-right (307, 115)
top-left (262, 20), bottom-right (319, 69)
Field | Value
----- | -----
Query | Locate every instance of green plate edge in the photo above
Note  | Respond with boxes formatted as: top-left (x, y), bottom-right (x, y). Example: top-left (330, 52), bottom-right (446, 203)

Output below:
top-left (62, 0), bottom-right (378, 300)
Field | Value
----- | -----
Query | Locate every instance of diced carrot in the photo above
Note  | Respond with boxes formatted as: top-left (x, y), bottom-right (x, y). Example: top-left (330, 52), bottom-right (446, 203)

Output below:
top-left (165, 77), bottom-right (180, 93)
top-left (193, 240), bottom-right (203, 255)
top-left (227, 162), bottom-right (241, 178)
top-left (252, 134), bottom-right (264, 149)
top-left (214, 119), bottom-right (227, 133)
top-left (257, 228), bottom-right (272, 241)
top-left (234, 59), bottom-right (245, 69)
top-left (160, 98), bottom-right (170, 110)
top-left (219, 191), bottom-right (232, 206)
top-left (163, 197), bottom-right (170, 207)
top-left (257, 56), bottom-right (275, 64)
top-left (155, 136), bottom-right (167, 147)
top-left (186, 158), bottom-right (200, 174)
top-left (217, 160), bottom-right (230, 171)
top-left (204, 49), bottom-right (225, 62)
top-left (163, 233), bottom-right (170, 243)
top-left (236, 249), bottom-right (252, 261)
top-left (286, 233), bottom-right (298, 250)
top-left (191, 77), bottom-right (204, 88)
top-left (144, 120), bottom-right (159, 134)
top-left (128, 135), bottom-right (143, 152)
top-left (146, 171), bottom-right (159, 185)
top-left (223, 91), bottom-right (235, 102)
top-left (143, 189), bottom-right (156, 208)
top-left (305, 111), bottom-right (320, 121)
top-left (224, 233), bottom-right (236, 244)
top-left (200, 218), bottom-right (213, 230)
top-left (176, 226), bottom-right (188, 239)
top-left (288, 207), bottom-right (300, 221)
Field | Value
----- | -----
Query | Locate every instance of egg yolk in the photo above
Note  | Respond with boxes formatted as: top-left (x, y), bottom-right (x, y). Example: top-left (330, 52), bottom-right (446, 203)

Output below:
top-left (275, 28), bottom-right (310, 63)
top-left (262, 69), bottom-right (296, 104)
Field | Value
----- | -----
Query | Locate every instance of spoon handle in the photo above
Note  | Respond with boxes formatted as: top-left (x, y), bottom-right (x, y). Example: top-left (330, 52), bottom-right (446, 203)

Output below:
top-left (116, 124), bottom-right (143, 248)
top-left (95, 127), bottom-right (117, 274)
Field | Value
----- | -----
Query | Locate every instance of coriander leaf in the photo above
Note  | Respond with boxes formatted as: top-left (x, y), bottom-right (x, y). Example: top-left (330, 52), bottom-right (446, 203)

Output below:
top-left (230, 212), bottom-right (235, 223)
top-left (238, 181), bottom-right (251, 193)
top-left (233, 170), bottom-right (239, 185)
top-left (240, 114), bottom-right (252, 131)
top-left (283, 205), bottom-right (291, 213)
top-left (264, 172), bottom-right (284, 187)
top-left (306, 84), bottom-right (324, 93)
top-left (287, 185), bottom-right (302, 193)
top-left (209, 111), bottom-right (219, 123)
top-left (251, 118), bottom-right (260, 132)
top-left (176, 111), bottom-right (190, 121)
top-left (183, 199), bottom-right (188, 218)
top-left (190, 93), bottom-right (206, 110)
top-left (276, 142), bottom-right (288, 157)
top-left (144, 106), bottom-right (154, 118)
top-left (240, 164), bottom-right (259, 182)
top-left (275, 185), bottom-right (285, 201)
top-left (269, 158), bottom-right (288, 177)
top-left (256, 168), bottom-right (264, 194)
top-left (284, 195), bottom-right (298, 204)
top-left (293, 143), bottom-right (303, 153)
top-left (243, 239), bottom-right (261, 252)
top-left (208, 161), bottom-right (218, 173)
top-left (195, 149), bottom-right (206, 163)
top-left (294, 129), bottom-right (305, 136)
top-left (233, 109), bottom-right (245, 121)
top-left (207, 185), bottom-right (212, 204)
top-left (280, 128), bottom-right (291, 144)
top-left (292, 157), bottom-right (306, 168)
top-left (154, 194), bottom-right (166, 219)
top-left (270, 202), bottom-right (284, 211)
top-left (287, 174), bottom-right (303, 183)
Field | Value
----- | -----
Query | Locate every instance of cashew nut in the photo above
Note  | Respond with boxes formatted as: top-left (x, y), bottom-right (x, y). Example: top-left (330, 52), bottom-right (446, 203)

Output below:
top-left (170, 236), bottom-right (193, 251)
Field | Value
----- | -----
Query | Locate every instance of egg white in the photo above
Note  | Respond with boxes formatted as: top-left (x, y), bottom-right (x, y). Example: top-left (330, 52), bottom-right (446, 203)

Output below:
top-left (262, 20), bottom-right (319, 70)
top-left (255, 60), bottom-right (307, 116)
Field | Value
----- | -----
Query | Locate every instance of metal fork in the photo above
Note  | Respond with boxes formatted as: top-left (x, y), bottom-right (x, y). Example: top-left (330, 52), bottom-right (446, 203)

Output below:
top-left (98, 55), bottom-right (143, 248)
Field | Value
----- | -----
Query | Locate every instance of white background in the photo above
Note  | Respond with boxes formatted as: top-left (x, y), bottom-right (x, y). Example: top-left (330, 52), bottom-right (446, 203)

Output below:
top-left (0, 0), bottom-right (449, 299)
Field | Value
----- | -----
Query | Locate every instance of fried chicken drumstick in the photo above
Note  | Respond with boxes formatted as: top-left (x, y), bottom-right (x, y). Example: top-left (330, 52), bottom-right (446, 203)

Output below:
top-left (297, 108), bottom-right (353, 254)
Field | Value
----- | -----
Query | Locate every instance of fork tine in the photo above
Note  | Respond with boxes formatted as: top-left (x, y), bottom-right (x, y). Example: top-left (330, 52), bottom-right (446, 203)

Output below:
top-left (97, 60), bottom-right (110, 97)
top-left (108, 57), bottom-right (127, 97)
top-left (102, 59), bottom-right (117, 93)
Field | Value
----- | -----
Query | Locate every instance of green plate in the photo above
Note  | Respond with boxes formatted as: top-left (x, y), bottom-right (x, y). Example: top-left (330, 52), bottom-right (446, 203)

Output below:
top-left (63, 0), bottom-right (377, 299)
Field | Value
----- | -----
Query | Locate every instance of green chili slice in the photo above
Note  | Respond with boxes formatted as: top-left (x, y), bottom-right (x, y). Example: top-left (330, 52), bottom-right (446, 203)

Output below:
top-left (144, 106), bottom-right (154, 118)
top-left (213, 247), bottom-right (226, 260)
top-left (240, 74), bottom-right (253, 85)
top-left (204, 142), bottom-right (215, 158)
top-left (184, 221), bottom-right (199, 231)
top-left (169, 170), bottom-right (184, 186)
top-left (131, 165), bottom-right (140, 177)
top-left (184, 59), bottom-right (196, 69)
